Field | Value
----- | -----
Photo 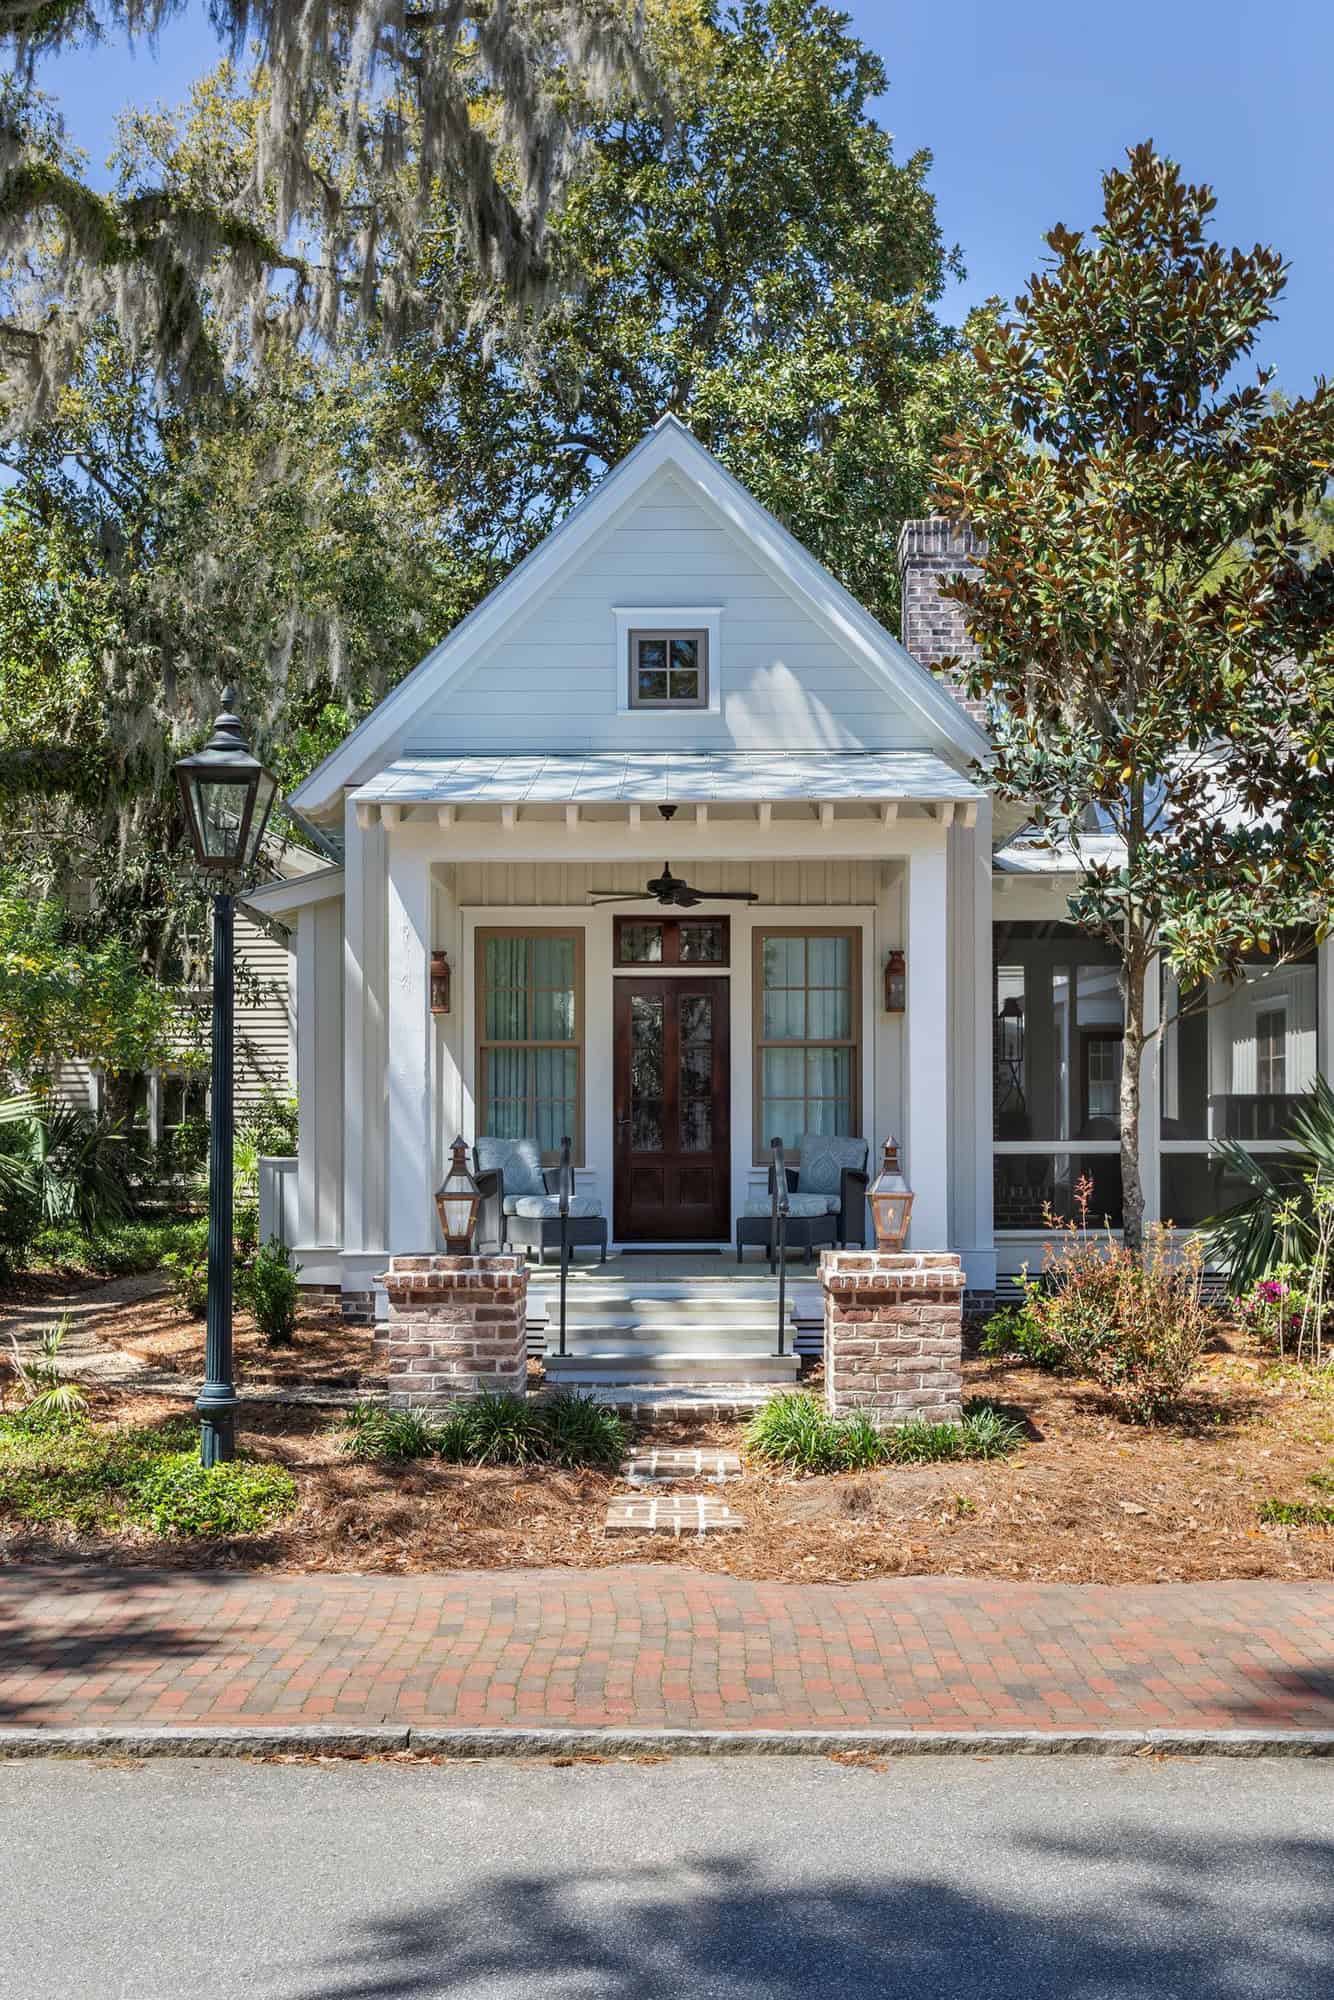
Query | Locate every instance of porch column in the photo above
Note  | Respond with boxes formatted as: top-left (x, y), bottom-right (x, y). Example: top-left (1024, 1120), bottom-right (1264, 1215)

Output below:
top-left (385, 826), bottom-right (437, 1253)
top-left (342, 801), bottom-right (389, 1257)
top-left (905, 835), bottom-right (950, 1247)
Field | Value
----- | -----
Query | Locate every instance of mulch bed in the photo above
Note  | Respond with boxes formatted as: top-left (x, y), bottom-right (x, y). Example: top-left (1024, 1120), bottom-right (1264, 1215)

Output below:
top-left (2, 1321), bottom-right (1331, 1582)
top-left (82, 1284), bottom-right (377, 1387)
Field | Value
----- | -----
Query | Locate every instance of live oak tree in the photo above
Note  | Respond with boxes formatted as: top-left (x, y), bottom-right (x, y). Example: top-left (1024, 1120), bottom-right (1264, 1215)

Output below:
top-left (387, 0), bottom-right (966, 627)
top-left (0, 0), bottom-right (659, 429)
top-left (934, 144), bottom-right (1334, 1254)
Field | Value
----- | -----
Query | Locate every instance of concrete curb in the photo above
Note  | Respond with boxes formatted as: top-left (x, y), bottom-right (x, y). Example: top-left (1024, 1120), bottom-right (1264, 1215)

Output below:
top-left (0, 1724), bottom-right (1331, 1760)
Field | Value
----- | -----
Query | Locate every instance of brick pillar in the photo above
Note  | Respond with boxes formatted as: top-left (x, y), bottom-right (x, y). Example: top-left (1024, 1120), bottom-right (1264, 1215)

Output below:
top-left (379, 1254), bottom-right (527, 1407)
top-left (821, 1250), bottom-right (964, 1426)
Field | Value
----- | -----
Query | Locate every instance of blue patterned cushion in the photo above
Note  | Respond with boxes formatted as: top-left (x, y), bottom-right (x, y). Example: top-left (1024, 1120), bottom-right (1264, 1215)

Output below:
top-left (511, 1195), bottom-right (603, 1220)
top-left (475, 1137), bottom-right (546, 1198)
top-left (796, 1134), bottom-right (867, 1197)
top-left (743, 1193), bottom-right (839, 1218)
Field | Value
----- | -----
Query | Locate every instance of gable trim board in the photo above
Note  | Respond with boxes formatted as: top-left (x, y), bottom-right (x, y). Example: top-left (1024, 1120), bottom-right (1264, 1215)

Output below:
top-left (289, 417), bottom-right (990, 818)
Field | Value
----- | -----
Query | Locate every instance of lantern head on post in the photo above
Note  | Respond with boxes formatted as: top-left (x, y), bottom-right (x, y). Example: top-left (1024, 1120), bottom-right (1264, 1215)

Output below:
top-left (870, 1136), bottom-right (914, 1250)
top-left (883, 949), bottom-right (906, 1013)
top-left (175, 688), bottom-right (279, 871)
top-left (435, 1136), bottom-right (481, 1253)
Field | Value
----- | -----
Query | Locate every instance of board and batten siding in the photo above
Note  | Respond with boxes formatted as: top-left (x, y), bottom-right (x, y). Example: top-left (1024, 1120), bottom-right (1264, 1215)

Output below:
top-left (448, 859), bottom-right (886, 908)
top-left (403, 473), bottom-right (930, 755)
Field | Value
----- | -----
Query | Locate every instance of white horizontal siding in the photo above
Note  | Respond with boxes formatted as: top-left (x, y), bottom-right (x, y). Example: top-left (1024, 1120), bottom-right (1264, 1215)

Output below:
top-left (405, 471), bottom-right (921, 754)
top-left (235, 913), bottom-right (294, 1106)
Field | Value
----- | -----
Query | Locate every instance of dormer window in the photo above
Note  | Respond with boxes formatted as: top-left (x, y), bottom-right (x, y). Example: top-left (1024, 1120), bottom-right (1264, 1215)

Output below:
top-left (629, 628), bottom-right (708, 709)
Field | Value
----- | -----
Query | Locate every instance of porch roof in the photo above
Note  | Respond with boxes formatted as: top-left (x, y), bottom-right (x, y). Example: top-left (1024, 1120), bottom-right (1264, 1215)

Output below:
top-left (351, 750), bottom-right (987, 807)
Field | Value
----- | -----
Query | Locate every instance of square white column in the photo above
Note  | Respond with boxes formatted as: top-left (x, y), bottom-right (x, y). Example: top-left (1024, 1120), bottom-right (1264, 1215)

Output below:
top-left (385, 828), bottom-right (437, 1254)
top-left (905, 835), bottom-right (950, 1247)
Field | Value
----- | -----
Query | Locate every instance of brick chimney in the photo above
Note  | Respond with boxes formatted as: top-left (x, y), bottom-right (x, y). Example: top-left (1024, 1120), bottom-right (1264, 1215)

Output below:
top-left (897, 518), bottom-right (988, 726)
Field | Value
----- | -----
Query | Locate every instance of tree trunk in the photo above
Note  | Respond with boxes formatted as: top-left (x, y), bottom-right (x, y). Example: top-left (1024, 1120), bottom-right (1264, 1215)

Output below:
top-left (1119, 951), bottom-right (1148, 1260)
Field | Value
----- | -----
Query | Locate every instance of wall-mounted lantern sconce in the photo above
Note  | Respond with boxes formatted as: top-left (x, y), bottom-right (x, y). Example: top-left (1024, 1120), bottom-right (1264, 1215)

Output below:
top-left (430, 950), bottom-right (451, 1014)
top-left (869, 1136), bottom-right (914, 1250)
top-left (883, 949), bottom-right (906, 1013)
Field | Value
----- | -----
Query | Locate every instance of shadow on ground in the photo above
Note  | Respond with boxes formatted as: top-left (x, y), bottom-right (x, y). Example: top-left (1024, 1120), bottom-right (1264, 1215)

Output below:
top-left (284, 1828), bottom-right (1334, 2000)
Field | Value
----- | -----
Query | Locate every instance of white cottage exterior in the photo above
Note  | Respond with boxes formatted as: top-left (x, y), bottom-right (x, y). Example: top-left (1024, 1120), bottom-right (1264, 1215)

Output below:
top-left (249, 416), bottom-right (1334, 1319)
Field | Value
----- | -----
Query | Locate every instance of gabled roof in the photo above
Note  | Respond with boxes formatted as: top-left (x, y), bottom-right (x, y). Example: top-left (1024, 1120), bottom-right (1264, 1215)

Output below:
top-left (290, 417), bottom-right (991, 818)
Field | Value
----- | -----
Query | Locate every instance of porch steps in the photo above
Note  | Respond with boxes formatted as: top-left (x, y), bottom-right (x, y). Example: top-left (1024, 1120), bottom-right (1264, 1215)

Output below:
top-left (532, 1273), bottom-right (801, 1400)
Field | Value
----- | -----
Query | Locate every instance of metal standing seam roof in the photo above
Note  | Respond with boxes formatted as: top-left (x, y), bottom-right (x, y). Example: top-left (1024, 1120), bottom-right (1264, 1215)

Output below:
top-left (351, 751), bottom-right (987, 806)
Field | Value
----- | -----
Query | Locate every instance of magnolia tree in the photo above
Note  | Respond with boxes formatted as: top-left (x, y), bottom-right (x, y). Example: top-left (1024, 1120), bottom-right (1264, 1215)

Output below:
top-left (935, 144), bottom-right (1334, 1254)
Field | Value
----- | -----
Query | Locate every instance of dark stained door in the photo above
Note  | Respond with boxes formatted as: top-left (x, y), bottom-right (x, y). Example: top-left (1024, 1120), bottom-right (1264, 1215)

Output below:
top-left (613, 977), bottom-right (730, 1241)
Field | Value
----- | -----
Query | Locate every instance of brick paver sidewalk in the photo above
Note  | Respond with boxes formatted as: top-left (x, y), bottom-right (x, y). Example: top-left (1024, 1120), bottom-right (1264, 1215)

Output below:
top-left (0, 1567), bottom-right (1330, 1735)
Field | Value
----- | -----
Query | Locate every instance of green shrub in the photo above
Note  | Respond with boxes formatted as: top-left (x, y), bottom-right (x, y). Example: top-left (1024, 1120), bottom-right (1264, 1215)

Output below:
top-left (342, 1403), bottom-right (441, 1462)
top-left (465, 1391), bottom-right (546, 1465)
top-left (979, 1302), bottom-right (1064, 1371)
top-left (242, 1238), bottom-right (302, 1345)
top-left (5, 1319), bottom-right (88, 1430)
top-left (339, 1391), bottom-right (628, 1470)
top-left (126, 1454), bottom-right (296, 1536)
top-left (539, 1390), bottom-right (629, 1469)
top-left (28, 1218), bottom-right (203, 1278)
top-left (0, 1417), bottom-right (295, 1538)
top-left (744, 1393), bottom-right (1024, 1474)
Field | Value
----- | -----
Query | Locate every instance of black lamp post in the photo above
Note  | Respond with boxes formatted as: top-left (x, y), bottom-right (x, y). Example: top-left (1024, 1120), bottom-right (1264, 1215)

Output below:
top-left (174, 690), bottom-right (279, 1466)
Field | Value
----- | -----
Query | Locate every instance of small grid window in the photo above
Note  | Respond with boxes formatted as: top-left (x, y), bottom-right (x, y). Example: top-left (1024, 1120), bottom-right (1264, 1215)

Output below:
top-left (1256, 1007), bottom-right (1287, 1097)
top-left (629, 629), bottom-right (707, 709)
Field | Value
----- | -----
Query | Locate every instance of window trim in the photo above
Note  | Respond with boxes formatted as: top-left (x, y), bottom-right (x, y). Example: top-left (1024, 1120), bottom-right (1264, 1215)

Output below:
top-left (613, 606), bottom-right (722, 716)
top-left (475, 927), bottom-right (585, 1165)
top-left (751, 926), bottom-right (862, 1164)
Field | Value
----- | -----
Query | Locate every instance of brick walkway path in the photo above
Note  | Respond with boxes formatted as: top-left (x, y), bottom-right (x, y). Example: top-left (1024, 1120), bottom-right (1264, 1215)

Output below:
top-left (1, 1567), bottom-right (1331, 1735)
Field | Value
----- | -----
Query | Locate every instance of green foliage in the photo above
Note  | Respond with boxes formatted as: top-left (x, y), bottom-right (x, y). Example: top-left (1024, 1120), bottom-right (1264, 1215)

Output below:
top-left (934, 144), bottom-right (1334, 1252)
top-left (979, 1302), bottom-right (1062, 1372)
top-left (339, 1391), bottom-right (628, 1470)
top-left (28, 1217), bottom-right (201, 1278)
top-left (4, 1319), bottom-right (88, 1430)
top-left (539, 1389), bottom-right (631, 1470)
top-left (402, 0), bottom-right (966, 631)
top-left (743, 1393), bottom-right (1024, 1473)
top-left (0, 879), bottom-right (178, 1084)
top-left (0, 1093), bottom-right (137, 1277)
top-left (239, 1237), bottom-right (301, 1346)
top-left (161, 1220), bottom-right (210, 1318)
top-left (0, 1414), bottom-right (296, 1538)
top-left (1258, 1497), bottom-right (1334, 1528)
top-left (1011, 1194), bottom-right (1220, 1421)
top-left (1204, 1079), bottom-right (1334, 1289)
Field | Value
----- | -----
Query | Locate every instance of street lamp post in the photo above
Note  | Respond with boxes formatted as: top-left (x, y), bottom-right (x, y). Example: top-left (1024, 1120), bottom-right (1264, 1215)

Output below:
top-left (174, 690), bottom-right (279, 1467)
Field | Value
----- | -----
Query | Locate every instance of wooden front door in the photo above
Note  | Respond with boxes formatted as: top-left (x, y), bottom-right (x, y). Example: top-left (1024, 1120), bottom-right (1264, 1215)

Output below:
top-left (613, 977), bottom-right (730, 1240)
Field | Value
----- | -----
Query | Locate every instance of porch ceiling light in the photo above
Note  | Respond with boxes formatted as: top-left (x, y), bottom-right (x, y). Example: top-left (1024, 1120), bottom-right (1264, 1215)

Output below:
top-left (174, 687), bottom-right (278, 871)
top-left (870, 1136), bottom-right (914, 1251)
top-left (436, 1136), bottom-right (481, 1254)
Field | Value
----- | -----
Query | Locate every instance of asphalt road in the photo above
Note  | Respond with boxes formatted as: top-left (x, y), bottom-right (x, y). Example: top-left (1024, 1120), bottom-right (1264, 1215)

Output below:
top-left (5, 1755), bottom-right (1332, 1999)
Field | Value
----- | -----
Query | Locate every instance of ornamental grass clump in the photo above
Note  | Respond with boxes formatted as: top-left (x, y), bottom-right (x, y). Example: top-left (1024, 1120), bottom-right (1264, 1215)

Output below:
top-left (744, 1393), bottom-right (1023, 1474)
top-left (339, 1391), bottom-right (627, 1471)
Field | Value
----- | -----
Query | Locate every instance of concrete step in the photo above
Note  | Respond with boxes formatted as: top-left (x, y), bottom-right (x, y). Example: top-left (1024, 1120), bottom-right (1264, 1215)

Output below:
top-left (531, 1293), bottom-right (792, 1320)
top-left (558, 1323), bottom-right (780, 1351)
top-left (545, 1351), bottom-right (799, 1385)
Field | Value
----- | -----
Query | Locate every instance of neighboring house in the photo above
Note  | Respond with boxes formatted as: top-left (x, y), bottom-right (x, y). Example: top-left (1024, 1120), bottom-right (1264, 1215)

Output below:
top-left (245, 416), bottom-right (1334, 1313)
top-left (53, 849), bottom-right (316, 1137)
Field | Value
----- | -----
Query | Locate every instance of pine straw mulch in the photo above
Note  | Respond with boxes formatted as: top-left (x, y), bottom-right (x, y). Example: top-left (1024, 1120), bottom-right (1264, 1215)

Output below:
top-left (2, 1334), bottom-right (1332, 1583)
top-left (84, 1285), bottom-right (377, 1387)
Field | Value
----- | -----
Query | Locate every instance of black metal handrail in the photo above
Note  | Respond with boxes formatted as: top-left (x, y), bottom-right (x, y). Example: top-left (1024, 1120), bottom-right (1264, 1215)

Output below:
top-left (770, 1135), bottom-right (790, 1356)
top-left (557, 1134), bottom-right (573, 1358)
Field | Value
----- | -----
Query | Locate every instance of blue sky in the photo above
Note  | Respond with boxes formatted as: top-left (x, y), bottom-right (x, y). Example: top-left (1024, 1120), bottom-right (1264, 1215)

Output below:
top-left (33, 0), bottom-right (1333, 394)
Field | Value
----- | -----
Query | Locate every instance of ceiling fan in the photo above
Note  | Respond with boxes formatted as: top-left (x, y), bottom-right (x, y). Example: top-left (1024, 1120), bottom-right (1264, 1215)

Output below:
top-left (587, 863), bottom-right (759, 910)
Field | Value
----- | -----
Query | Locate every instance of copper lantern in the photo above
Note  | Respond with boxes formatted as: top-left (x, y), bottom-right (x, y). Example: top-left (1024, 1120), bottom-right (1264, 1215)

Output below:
top-left (883, 949), bottom-right (906, 1012)
top-left (869, 1136), bottom-right (914, 1250)
top-left (435, 1136), bottom-right (480, 1253)
top-left (430, 950), bottom-right (451, 1014)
